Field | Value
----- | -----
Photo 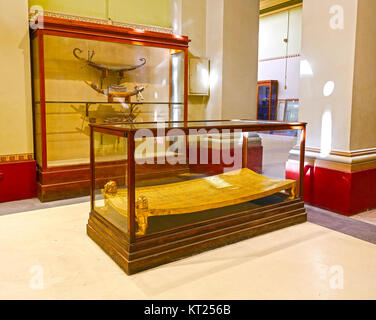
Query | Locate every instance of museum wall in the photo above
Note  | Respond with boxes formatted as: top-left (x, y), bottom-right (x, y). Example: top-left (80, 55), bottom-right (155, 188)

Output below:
top-left (28, 0), bottom-right (171, 28)
top-left (258, 6), bottom-right (302, 101)
top-left (350, 0), bottom-right (376, 151)
top-left (0, 0), bottom-right (33, 156)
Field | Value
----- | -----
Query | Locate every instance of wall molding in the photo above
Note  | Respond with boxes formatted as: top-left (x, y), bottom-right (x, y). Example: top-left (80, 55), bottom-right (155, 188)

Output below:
top-left (0, 153), bottom-right (34, 163)
top-left (290, 146), bottom-right (376, 173)
top-left (29, 10), bottom-right (174, 35)
top-left (304, 146), bottom-right (376, 158)
top-left (259, 54), bottom-right (300, 63)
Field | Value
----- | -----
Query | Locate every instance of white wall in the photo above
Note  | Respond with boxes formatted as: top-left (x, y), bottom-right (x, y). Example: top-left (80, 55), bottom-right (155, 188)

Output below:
top-left (259, 7), bottom-right (302, 59)
top-left (0, 0), bottom-right (33, 155)
top-left (258, 7), bottom-right (302, 101)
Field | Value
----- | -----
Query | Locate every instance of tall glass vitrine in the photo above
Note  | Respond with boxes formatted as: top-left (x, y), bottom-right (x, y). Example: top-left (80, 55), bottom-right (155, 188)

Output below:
top-left (30, 14), bottom-right (190, 201)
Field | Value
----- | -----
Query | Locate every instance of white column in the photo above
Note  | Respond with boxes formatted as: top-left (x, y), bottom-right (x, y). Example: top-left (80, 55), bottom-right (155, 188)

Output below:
top-left (221, 0), bottom-right (259, 119)
top-left (299, 0), bottom-right (358, 153)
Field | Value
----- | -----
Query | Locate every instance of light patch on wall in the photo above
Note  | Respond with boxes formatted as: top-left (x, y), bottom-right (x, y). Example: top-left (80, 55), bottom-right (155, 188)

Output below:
top-left (323, 81), bottom-right (335, 97)
top-left (300, 59), bottom-right (313, 77)
top-left (199, 64), bottom-right (209, 88)
top-left (209, 69), bottom-right (219, 88)
top-left (320, 109), bottom-right (332, 157)
top-left (171, 0), bottom-right (181, 34)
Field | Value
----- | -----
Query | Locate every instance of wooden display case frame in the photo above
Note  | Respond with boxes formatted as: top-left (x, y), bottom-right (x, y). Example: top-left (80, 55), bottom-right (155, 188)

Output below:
top-left (87, 119), bottom-right (307, 274)
top-left (257, 80), bottom-right (279, 120)
top-left (30, 15), bottom-right (190, 202)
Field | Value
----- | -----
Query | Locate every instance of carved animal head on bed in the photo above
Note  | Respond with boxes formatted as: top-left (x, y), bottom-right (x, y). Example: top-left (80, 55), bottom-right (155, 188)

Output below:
top-left (104, 181), bottom-right (118, 195)
top-left (136, 195), bottom-right (148, 210)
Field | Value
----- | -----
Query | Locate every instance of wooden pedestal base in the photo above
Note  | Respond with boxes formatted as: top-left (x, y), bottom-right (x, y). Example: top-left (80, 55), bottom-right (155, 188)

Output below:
top-left (87, 198), bottom-right (306, 275)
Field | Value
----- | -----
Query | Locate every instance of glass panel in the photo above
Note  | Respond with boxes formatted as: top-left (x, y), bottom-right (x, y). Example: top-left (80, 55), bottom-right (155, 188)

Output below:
top-left (42, 34), bottom-right (185, 167)
top-left (270, 83), bottom-right (277, 120)
top-left (44, 102), bottom-right (183, 167)
top-left (276, 100), bottom-right (286, 121)
top-left (170, 51), bottom-right (185, 122)
top-left (120, 127), bottom-right (301, 238)
top-left (93, 130), bottom-right (128, 234)
top-left (258, 85), bottom-right (270, 120)
top-left (281, 101), bottom-right (300, 136)
top-left (284, 100), bottom-right (299, 122)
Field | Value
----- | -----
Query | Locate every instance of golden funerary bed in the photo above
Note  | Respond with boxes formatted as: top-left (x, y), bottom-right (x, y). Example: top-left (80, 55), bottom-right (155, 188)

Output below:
top-left (102, 168), bottom-right (296, 236)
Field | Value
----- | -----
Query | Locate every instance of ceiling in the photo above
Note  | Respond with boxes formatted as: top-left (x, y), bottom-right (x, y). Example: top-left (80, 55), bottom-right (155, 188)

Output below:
top-left (260, 0), bottom-right (302, 15)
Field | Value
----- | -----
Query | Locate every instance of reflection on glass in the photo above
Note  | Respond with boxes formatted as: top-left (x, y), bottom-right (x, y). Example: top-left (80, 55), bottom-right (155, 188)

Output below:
top-left (93, 131), bottom-right (128, 234)
top-left (284, 100), bottom-right (299, 122)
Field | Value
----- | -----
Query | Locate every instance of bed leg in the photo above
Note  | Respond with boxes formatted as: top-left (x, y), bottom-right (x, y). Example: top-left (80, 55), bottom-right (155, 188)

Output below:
top-left (288, 184), bottom-right (296, 200)
top-left (136, 195), bottom-right (149, 236)
top-left (136, 213), bottom-right (148, 236)
top-left (103, 180), bottom-right (118, 211)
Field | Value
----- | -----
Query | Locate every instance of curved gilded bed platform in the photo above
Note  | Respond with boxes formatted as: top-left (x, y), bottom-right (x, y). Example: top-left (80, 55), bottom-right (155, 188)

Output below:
top-left (102, 168), bottom-right (297, 236)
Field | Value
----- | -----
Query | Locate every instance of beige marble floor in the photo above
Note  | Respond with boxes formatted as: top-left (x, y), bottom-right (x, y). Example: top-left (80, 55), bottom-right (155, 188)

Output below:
top-left (0, 202), bottom-right (375, 300)
top-left (352, 210), bottom-right (376, 226)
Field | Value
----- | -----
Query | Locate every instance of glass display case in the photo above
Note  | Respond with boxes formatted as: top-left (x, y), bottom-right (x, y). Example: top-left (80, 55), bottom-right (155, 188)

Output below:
top-left (257, 80), bottom-right (278, 120)
top-left (88, 119), bottom-right (307, 274)
top-left (30, 14), bottom-right (189, 201)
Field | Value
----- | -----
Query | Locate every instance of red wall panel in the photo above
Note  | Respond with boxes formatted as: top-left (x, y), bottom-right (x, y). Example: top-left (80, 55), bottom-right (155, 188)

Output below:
top-left (0, 161), bottom-right (37, 202)
top-left (286, 159), bottom-right (376, 216)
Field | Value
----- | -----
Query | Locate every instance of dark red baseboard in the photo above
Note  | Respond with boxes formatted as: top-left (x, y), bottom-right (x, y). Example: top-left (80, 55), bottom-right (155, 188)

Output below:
top-left (0, 161), bottom-right (37, 202)
top-left (286, 160), bottom-right (376, 216)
